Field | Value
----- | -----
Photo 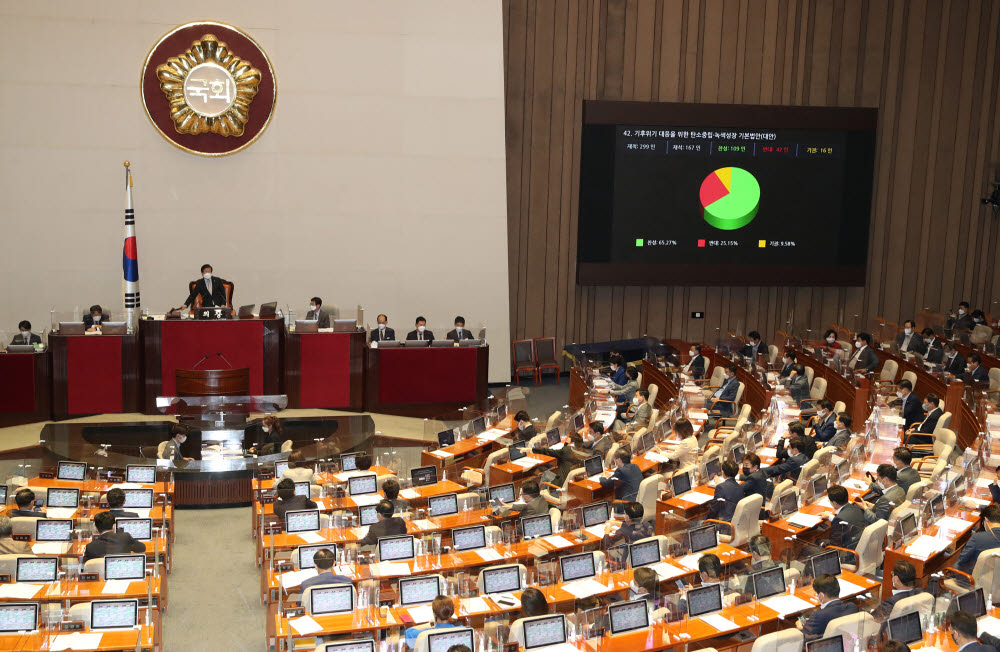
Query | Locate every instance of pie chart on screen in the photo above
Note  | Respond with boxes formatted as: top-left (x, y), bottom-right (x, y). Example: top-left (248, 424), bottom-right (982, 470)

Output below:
top-left (699, 167), bottom-right (760, 230)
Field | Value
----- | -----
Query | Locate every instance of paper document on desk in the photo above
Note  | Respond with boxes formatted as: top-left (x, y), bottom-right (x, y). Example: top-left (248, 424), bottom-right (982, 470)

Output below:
top-left (937, 516), bottom-right (974, 533)
top-left (428, 450), bottom-right (454, 458)
top-left (786, 512), bottom-right (823, 529)
top-left (371, 562), bottom-right (410, 577)
top-left (587, 473), bottom-right (607, 483)
top-left (837, 578), bottom-right (865, 597)
top-left (280, 568), bottom-right (318, 589)
top-left (406, 605), bottom-right (434, 624)
top-left (476, 548), bottom-right (504, 562)
top-left (678, 553), bottom-right (704, 571)
top-left (677, 491), bottom-right (714, 505)
top-left (411, 519), bottom-right (437, 531)
top-left (550, 442), bottom-right (565, 451)
top-left (288, 615), bottom-right (323, 635)
top-left (333, 565), bottom-right (353, 578)
top-left (905, 535), bottom-right (950, 559)
top-left (542, 535), bottom-right (574, 549)
top-left (761, 594), bottom-right (816, 617)
top-left (688, 410), bottom-right (709, 420)
top-left (101, 579), bottom-right (132, 595)
top-left (863, 463), bottom-right (880, 475)
top-left (759, 447), bottom-right (777, 458)
top-left (50, 632), bottom-right (104, 651)
top-left (512, 457), bottom-right (543, 469)
top-left (297, 531), bottom-right (325, 544)
top-left (977, 478), bottom-right (996, 488)
top-left (461, 597), bottom-right (490, 615)
top-left (32, 542), bottom-right (70, 555)
top-left (333, 470), bottom-right (366, 482)
top-left (699, 613), bottom-right (738, 632)
top-left (351, 526), bottom-right (369, 540)
top-left (525, 644), bottom-right (579, 652)
top-left (478, 429), bottom-right (508, 442)
top-left (0, 583), bottom-right (43, 599)
top-left (585, 524), bottom-right (610, 539)
top-left (351, 494), bottom-right (383, 507)
top-left (784, 408), bottom-right (802, 418)
top-left (562, 578), bottom-right (611, 599)
top-left (650, 562), bottom-right (687, 581)
top-left (842, 478), bottom-right (870, 491)
top-left (979, 616), bottom-right (1000, 639)
top-left (399, 488), bottom-right (422, 500)
top-left (644, 452), bottom-right (671, 464)
top-left (882, 415), bottom-right (905, 426)
top-left (46, 508), bottom-right (77, 519)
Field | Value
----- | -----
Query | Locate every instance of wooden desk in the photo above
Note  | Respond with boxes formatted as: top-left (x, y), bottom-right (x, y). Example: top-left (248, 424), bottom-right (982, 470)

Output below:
top-left (0, 350), bottom-right (51, 427)
top-left (284, 330), bottom-right (366, 410)
top-left (26, 478), bottom-right (173, 497)
top-left (0, 624), bottom-right (157, 651)
top-left (490, 455), bottom-right (556, 488)
top-left (418, 419), bottom-right (513, 474)
top-left (49, 334), bottom-right (141, 419)
top-left (363, 345), bottom-right (489, 418)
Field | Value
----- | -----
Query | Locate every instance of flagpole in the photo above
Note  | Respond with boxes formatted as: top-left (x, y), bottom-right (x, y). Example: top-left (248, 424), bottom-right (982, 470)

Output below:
top-left (123, 161), bottom-right (140, 333)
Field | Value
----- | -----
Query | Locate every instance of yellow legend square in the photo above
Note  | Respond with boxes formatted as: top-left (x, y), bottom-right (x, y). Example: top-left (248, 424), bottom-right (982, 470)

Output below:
top-left (758, 240), bottom-right (766, 248)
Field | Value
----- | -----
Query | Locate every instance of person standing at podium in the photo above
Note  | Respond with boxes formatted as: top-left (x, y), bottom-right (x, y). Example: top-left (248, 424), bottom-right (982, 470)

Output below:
top-left (406, 316), bottom-right (434, 341)
top-left (446, 316), bottom-right (475, 342)
top-left (11, 321), bottom-right (41, 345)
top-left (306, 297), bottom-right (330, 329)
top-left (370, 314), bottom-right (395, 343)
top-left (181, 264), bottom-right (227, 310)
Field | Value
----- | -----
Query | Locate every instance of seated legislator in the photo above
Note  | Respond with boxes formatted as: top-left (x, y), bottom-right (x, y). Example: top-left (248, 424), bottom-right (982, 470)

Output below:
top-left (785, 363), bottom-right (811, 403)
top-left (942, 342), bottom-right (967, 375)
top-left (948, 611), bottom-right (998, 652)
top-left (797, 574), bottom-right (858, 641)
top-left (298, 549), bottom-right (352, 593)
top-left (357, 499), bottom-right (407, 547)
top-left (823, 329), bottom-right (843, 354)
top-left (955, 504), bottom-right (1000, 574)
top-left (498, 480), bottom-right (549, 519)
top-left (765, 436), bottom-right (809, 480)
top-left (653, 417), bottom-right (699, 467)
top-left (370, 313), bottom-right (396, 343)
top-left (406, 316), bottom-right (435, 341)
top-left (599, 449), bottom-right (642, 503)
top-left (739, 453), bottom-right (772, 516)
top-left (826, 485), bottom-right (866, 551)
top-left (964, 353), bottom-right (990, 385)
top-left (705, 460), bottom-right (743, 523)
top-left (249, 415), bottom-right (282, 455)
top-left (273, 478), bottom-right (318, 523)
top-left (857, 464), bottom-right (904, 524)
top-left (891, 379), bottom-right (923, 429)
top-left (382, 478), bottom-right (409, 514)
top-left (707, 365), bottom-right (740, 418)
top-left (83, 305), bottom-right (108, 332)
top-left (180, 264), bottom-right (228, 310)
top-left (83, 511), bottom-right (145, 562)
top-left (518, 588), bottom-right (549, 619)
top-left (511, 410), bottom-right (536, 445)
top-left (11, 488), bottom-right (45, 518)
top-left (614, 388), bottom-right (652, 433)
top-left (306, 297), bottom-right (331, 329)
top-left (811, 400), bottom-right (837, 442)
top-left (684, 344), bottom-right (706, 379)
top-left (583, 422), bottom-right (612, 459)
top-left (105, 488), bottom-right (139, 519)
top-left (740, 331), bottom-right (767, 359)
top-left (159, 424), bottom-right (194, 462)
top-left (828, 413), bottom-right (853, 449)
top-left (776, 422), bottom-right (817, 461)
top-left (778, 350), bottom-right (797, 378)
top-left (404, 596), bottom-right (459, 649)
top-left (281, 450), bottom-right (316, 484)
top-left (677, 555), bottom-right (726, 611)
top-left (906, 393), bottom-right (942, 448)
top-left (533, 433), bottom-right (589, 487)
top-left (740, 535), bottom-right (782, 593)
top-left (0, 516), bottom-right (30, 554)
top-left (921, 328), bottom-right (945, 363)
top-left (11, 320), bottom-right (41, 346)
top-left (602, 501), bottom-right (653, 546)
top-left (608, 354), bottom-right (627, 386)
top-left (891, 447), bottom-right (921, 494)
top-left (446, 316), bottom-right (475, 341)
top-left (896, 320), bottom-right (926, 354)
top-left (847, 332), bottom-right (879, 372)
top-left (872, 560), bottom-right (926, 622)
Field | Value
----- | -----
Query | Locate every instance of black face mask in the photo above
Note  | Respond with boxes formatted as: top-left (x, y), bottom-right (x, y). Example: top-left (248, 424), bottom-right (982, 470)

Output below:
top-left (742, 467), bottom-right (751, 475)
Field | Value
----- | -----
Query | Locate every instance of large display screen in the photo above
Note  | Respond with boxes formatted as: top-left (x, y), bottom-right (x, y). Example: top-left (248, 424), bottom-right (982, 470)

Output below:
top-left (578, 101), bottom-right (877, 286)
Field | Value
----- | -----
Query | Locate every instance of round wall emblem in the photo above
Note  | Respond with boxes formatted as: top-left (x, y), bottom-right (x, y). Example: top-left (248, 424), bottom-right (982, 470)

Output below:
top-left (141, 22), bottom-right (277, 156)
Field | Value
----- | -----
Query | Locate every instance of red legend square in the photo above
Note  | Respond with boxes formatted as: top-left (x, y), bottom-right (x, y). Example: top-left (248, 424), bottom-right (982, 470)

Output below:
top-left (698, 239), bottom-right (706, 247)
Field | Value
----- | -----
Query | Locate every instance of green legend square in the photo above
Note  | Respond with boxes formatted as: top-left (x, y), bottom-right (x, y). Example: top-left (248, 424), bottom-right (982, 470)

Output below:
top-left (635, 238), bottom-right (643, 247)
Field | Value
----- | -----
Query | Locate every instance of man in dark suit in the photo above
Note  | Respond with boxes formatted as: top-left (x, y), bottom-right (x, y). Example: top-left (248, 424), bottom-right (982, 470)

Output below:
top-left (892, 447), bottom-right (921, 495)
top-left (797, 574), bottom-right (859, 641)
top-left (786, 364), bottom-right (811, 403)
top-left (893, 379), bottom-right (924, 429)
top-left (965, 353), bottom-right (990, 385)
top-left (601, 501), bottom-right (653, 547)
top-left (921, 328), bottom-right (945, 363)
top-left (446, 316), bottom-right (475, 342)
top-left (370, 314), bottom-right (396, 342)
top-left (181, 264), bottom-right (228, 309)
top-left (706, 460), bottom-right (743, 523)
top-left (83, 511), bottom-right (146, 562)
top-left (741, 331), bottom-right (767, 359)
top-left (381, 478), bottom-right (410, 515)
top-left (584, 422), bottom-right (613, 460)
top-left (873, 560), bottom-right (926, 622)
top-left (358, 500), bottom-right (408, 547)
top-left (708, 365), bottom-right (740, 417)
top-left (533, 434), bottom-right (589, 487)
top-left (105, 488), bottom-right (139, 518)
top-left (405, 316), bottom-right (434, 341)
top-left (949, 301), bottom-right (975, 332)
top-left (812, 400), bottom-right (837, 442)
top-left (684, 344), bottom-right (707, 379)
top-left (776, 422), bottom-right (817, 461)
top-left (778, 350), bottom-right (797, 378)
top-left (828, 413), bottom-right (853, 449)
top-left (741, 535), bottom-right (782, 594)
top-left (306, 297), bottom-right (331, 329)
top-left (949, 610), bottom-right (1000, 652)
top-left (943, 342), bottom-right (967, 376)
top-left (608, 354), bottom-right (627, 386)
top-left (498, 480), bottom-right (550, 519)
top-left (511, 410), bottom-right (536, 446)
top-left (826, 485), bottom-right (867, 550)
top-left (273, 478), bottom-right (318, 523)
top-left (738, 453), bottom-right (772, 510)
top-left (10, 321), bottom-right (41, 346)
top-left (858, 464), bottom-right (905, 524)
top-left (82, 305), bottom-right (109, 331)
top-left (600, 449), bottom-right (642, 502)
top-left (896, 320), bottom-right (925, 354)
top-left (847, 332), bottom-right (879, 372)
top-left (907, 394), bottom-right (943, 448)
top-left (956, 504), bottom-right (1000, 573)
top-left (765, 437), bottom-right (809, 480)
top-left (10, 488), bottom-right (45, 518)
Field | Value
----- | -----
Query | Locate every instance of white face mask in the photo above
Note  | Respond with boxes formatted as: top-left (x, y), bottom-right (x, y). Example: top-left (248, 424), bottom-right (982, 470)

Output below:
top-left (904, 328), bottom-right (912, 335)
top-left (518, 422), bottom-right (527, 431)
top-left (925, 338), bottom-right (933, 345)
top-left (203, 273), bottom-right (212, 281)
top-left (783, 358), bottom-right (790, 365)
top-left (378, 323), bottom-right (386, 330)
top-left (896, 391), bottom-right (904, 399)
top-left (177, 435), bottom-right (186, 444)
top-left (817, 410), bottom-right (826, 418)
top-left (959, 308), bottom-right (966, 315)
top-left (417, 325), bottom-right (425, 332)
top-left (262, 426), bottom-right (270, 433)
top-left (455, 326), bottom-right (463, 332)
top-left (826, 337), bottom-right (835, 344)
top-left (856, 341), bottom-right (864, 349)
top-left (632, 397), bottom-right (640, 405)
top-left (21, 330), bottom-right (30, 336)
top-left (689, 350), bottom-right (696, 357)
top-left (835, 423), bottom-right (844, 431)
top-left (922, 403), bottom-right (932, 411)
top-left (309, 305), bottom-right (317, 312)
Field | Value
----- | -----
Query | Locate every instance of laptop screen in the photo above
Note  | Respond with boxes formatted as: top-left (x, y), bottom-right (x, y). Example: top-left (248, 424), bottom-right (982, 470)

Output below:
top-left (887, 611), bottom-right (923, 645)
top-left (310, 585), bottom-right (354, 615)
top-left (104, 555), bottom-right (146, 581)
top-left (559, 552), bottom-right (596, 582)
top-left (90, 599), bottom-right (138, 630)
top-left (285, 510), bottom-right (321, 533)
top-left (581, 501), bottom-right (610, 528)
top-left (931, 494), bottom-right (945, 518)
top-left (297, 544), bottom-right (338, 570)
top-left (509, 446), bottom-right (527, 462)
top-left (641, 431), bottom-right (655, 453)
top-left (806, 636), bottom-right (846, 652)
top-left (56, 461), bottom-right (86, 481)
top-left (35, 519), bottom-right (72, 542)
top-left (116, 518), bottom-right (152, 541)
top-left (123, 489), bottom-right (154, 509)
top-left (545, 429), bottom-right (561, 446)
top-left (427, 628), bottom-right (475, 652)
top-left (672, 472), bottom-right (692, 496)
top-left (521, 514), bottom-right (553, 540)
top-left (322, 642), bottom-right (375, 652)
top-left (584, 456), bottom-right (603, 478)
top-left (523, 614), bottom-right (568, 649)
top-left (46, 488), bottom-right (79, 508)
top-left (481, 565), bottom-right (521, 594)
top-left (703, 457), bottom-right (721, 480)
top-left (812, 475), bottom-right (829, 497)
top-left (688, 524), bottom-right (717, 553)
top-left (294, 482), bottom-right (311, 498)
top-left (437, 430), bottom-right (455, 448)
top-left (126, 465), bottom-right (156, 484)
top-left (0, 603), bottom-right (38, 633)
top-left (686, 584), bottom-right (723, 617)
top-left (732, 444), bottom-right (746, 464)
top-left (957, 587), bottom-right (987, 618)
top-left (340, 454), bottom-right (359, 471)
top-left (359, 505), bottom-right (379, 526)
top-left (751, 565), bottom-right (786, 599)
top-left (471, 417), bottom-right (486, 435)
top-left (274, 461), bottom-right (290, 477)
top-left (378, 535), bottom-right (414, 562)
top-left (497, 404), bottom-right (508, 422)
top-left (452, 525), bottom-right (486, 552)
top-left (778, 492), bottom-right (798, 516)
top-left (0, 486), bottom-right (6, 506)
top-left (573, 414), bottom-right (585, 430)
top-left (809, 550), bottom-right (842, 578)
top-left (898, 512), bottom-right (917, 540)
top-left (488, 483), bottom-right (515, 504)
top-left (348, 474), bottom-right (378, 496)
top-left (629, 539), bottom-right (660, 568)
top-left (428, 493), bottom-right (458, 517)
top-left (16, 557), bottom-right (57, 582)
top-left (399, 576), bottom-right (440, 607)
top-left (608, 599), bottom-right (650, 636)
top-left (411, 466), bottom-right (438, 487)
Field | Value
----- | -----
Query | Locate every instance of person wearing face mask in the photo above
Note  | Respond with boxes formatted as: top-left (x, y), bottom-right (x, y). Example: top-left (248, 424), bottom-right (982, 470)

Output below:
top-left (776, 422), bottom-right (817, 461)
top-left (181, 264), bottom-right (228, 311)
top-left (405, 316), bottom-right (435, 341)
top-left (765, 436), bottom-right (809, 480)
top-left (920, 328), bottom-right (945, 363)
top-left (810, 399), bottom-right (837, 442)
top-left (822, 329), bottom-right (843, 354)
top-left (785, 363), bottom-right (811, 403)
top-left (305, 297), bottom-right (330, 329)
top-left (796, 574), bottom-right (858, 640)
top-left (946, 610), bottom-right (999, 652)
top-left (895, 319), bottom-right (925, 353)
top-left (630, 567), bottom-right (660, 609)
top-left (847, 332), bottom-right (879, 371)
top-left (892, 379), bottom-right (923, 429)
top-left (964, 353), bottom-right (990, 386)
top-left (676, 554), bottom-right (723, 613)
top-left (159, 424), bottom-right (194, 462)
top-left (602, 501), bottom-right (653, 546)
top-left (532, 433), bottom-right (589, 487)
top-left (905, 393), bottom-right (941, 450)
top-left (280, 450), bottom-right (315, 484)
top-left (250, 415), bottom-right (282, 454)
top-left (891, 447), bottom-right (921, 494)
top-left (497, 480), bottom-right (548, 518)
top-left (583, 422), bottom-right (612, 459)
top-left (511, 410), bottom-right (536, 445)
top-left (955, 504), bottom-right (1000, 574)
top-left (82, 304), bottom-right (109, 332)
top-left (949, 301), bottom-right (975, 332)
top-left (738, 454), bottom-right (772, 517)
top-left (823, 485), bottom-right (866, 552)
top-left (778, 350), bottom-right (797, 377)
top-left (707, 365), bottom-right (740, 421)
top-left (599, 449), bottom-right (642, 503)
top-left (609, 366), bottom-right (640, 416)
top-left (683, 344), bottom-right (706, 379)
top-left (705, 460), bottom-right (743, 523)
top-left (740, 331), bottom-right (767, 359)
top-left (370, 314), bottom-right (395, 342)
top-left (613, 388), bottom-right (651, 433)
top-left (942, 342), bottom-right (967, 375)
top-left (857, 464), bottom-right (904, 524)
top-left (827, 413), bottom-right (852, 449)
top-left (607, 354), bottom-right (627, 386)
top-left (446, 316), bottom-right (475, 342)
top-left (740, 535), bottom-right (782, 594)
top-left (10, 320), bottom-right (41, 346)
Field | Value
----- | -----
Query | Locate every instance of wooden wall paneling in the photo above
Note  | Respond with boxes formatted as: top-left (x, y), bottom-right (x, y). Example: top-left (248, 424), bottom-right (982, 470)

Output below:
top-left (657, 0), bottom-right (684, 101)
top-left (543, 0), bottom-right (568, 344)
top-left (741, 0), bottom-right (765, 105)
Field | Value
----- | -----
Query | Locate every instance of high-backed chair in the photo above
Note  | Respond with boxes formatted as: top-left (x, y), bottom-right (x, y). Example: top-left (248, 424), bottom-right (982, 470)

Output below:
top-left (833, 400), bottom-right (846, 415)
top-left (533, 337), bottom-right (560, 383)
top-left (879, 359), bottom-right (899, 384)
top-left (629, 474), bottom-right (664, 524)
top-left (768, 480), bottom-right (794, 515)
top-left (511, 339), bottom-right (537, 386)
top-left (888, 591), bottom-right (934, 619)
top-left (541, 468), bottom-right (585, 509)
top-left (68, 603), bottom-right (96, 629)
top-left (10, 517), bottom-right (39, 537)
top-left (767, 345), bottom-right (780, 365)
top-left (707, 494), bottom-right (762, 548)
top-left (156, 441), bottom-right (169, 458)
top-left (909, 427), bottom-right (956, 465)
top-left (797, 459), bottom-right (820, 485)
top-left (942, 550), bottom-right (1000, 594)
top-left (749, 628), bottom-right (804, 652)
top-left (990, 367), bottom-right (1000, 391)
top-left (829, 519), bottom-right (888, 576)
top-left (464, 448), bottom-right (509, 487)
top-left (813, 446), bottom-right (835, 466)
top-left (604, 443), bottom-right (621, 469)
top-left (647, 384), bottom-right (659, 407)
top-left (824, 612), bottom-right (878, 650)
top-left (545, 411), bottom-right (562, 432)
top-left (901, 370), bottom-right (918, 391)
top-left (0, 554), bottom-right (35, 578)
top-left (548, 507), bottom-right (561, 533)
top-left (84, 558), bottom-right (106, 580)
top-left (804, 366), bottom-right (815, 387)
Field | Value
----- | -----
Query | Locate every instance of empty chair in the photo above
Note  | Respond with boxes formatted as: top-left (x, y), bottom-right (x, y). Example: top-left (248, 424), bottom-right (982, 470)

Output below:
top-left (83, 558), bottom-right (106, 580)
top-left (880, 359), bottom-right (899, 384)
top-left (68, 603), bottom-right (96, 629)
top-left (540, 467), bottom-right (585, 509)
top-left (647, 383), bottom-right (659, 407)
top-left (280, 440), bottom-right (293, 453)
top-left (830, 519), bottom-right (888, 576)
top-left (0, 554), bottom-right (35, 578)
top-left (901, 370), bottom-right (918, 392)
top-left (463, 448), bottom-right (509, 487)
top-left (942, 550), bottom-right (1000, 595)
top-left (634, 534), bottom-right (671, 558)
top-left (511, 339), bottom-right (538, 386)
top-left (632, 474), bottom-right (664, 524)
top-left (10, 517), bottom-right (39, 537)
top-left (533, 337), bottom-right (560, 383)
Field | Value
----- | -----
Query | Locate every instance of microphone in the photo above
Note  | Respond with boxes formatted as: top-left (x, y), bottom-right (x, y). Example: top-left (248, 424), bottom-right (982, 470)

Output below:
top-left (217, 352), bottom-right (234, 368)
top-left (191, 354), bottom-right (210, 369)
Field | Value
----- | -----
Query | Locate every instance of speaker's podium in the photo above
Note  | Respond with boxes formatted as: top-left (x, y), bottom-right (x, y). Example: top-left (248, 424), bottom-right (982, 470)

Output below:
top-left (156, 367), bottom-right (287, 462)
